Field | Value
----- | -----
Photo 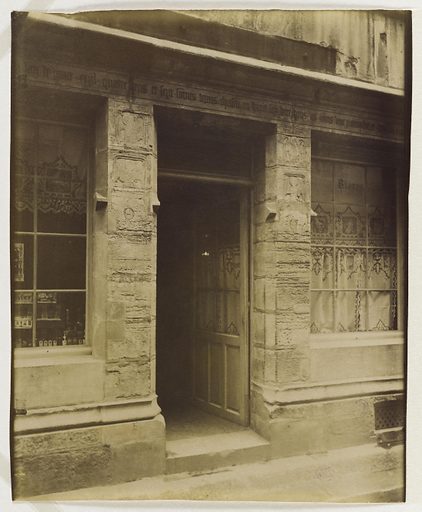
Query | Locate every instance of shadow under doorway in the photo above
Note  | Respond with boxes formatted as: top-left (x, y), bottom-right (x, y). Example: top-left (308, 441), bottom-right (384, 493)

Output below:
top-left (156, 179), bottom-right (195, 413)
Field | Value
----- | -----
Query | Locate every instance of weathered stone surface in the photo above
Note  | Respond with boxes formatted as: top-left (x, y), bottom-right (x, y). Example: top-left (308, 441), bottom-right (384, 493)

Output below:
top-left (275, 209), bottom-right (310, 242)
top-left (250, 387), bottom-right (272, 440)
top-left (251, 346), bottom-right (265, 381)
top-left (275, 349), bottom-right (309, 384)
top-left (279, 172), bottom-right (310, 203)
top-left (251, 123), bottom-right (313, 439)
top-left (104, 359), bottom-right (151, 400)
top-left (14, 359), bottom-right (105, 410)
top-left (276, 284), bottom-right (310, 314)
top-left (111, 155), bottom-right (154, 191)
top-left (13, 445), bottom-right (113, 498)
top-left (108, 101), bottom-right (155, 151)
top-left (13, 417), bottom-right (165, 498)
top-left (310, 343), bottom-right (405, 383)
top-left (277, 325), bottom-right (310, 348)
top-left (108, 190), bottom-right (153, 235)
top-left (253, 277), bottom-right (277, 313)
top-left (91, 97), bottom-right (158, 399)
top-left (14, 427), bottom-right (103, 457)
top-left (276, 134), bottom-right (312, 169)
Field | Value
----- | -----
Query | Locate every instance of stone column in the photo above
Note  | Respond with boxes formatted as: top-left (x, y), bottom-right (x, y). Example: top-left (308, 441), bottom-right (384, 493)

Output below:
top-left (251, 122), bottom-right (312, 446)
top-left (92, 98), bottom-right (165, 478)
top-left (95, 98), bottom-right (160, 401)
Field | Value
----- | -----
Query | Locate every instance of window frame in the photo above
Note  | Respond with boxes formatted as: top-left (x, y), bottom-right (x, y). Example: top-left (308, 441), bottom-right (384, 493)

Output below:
top-left (309, 152), bottom-right (405, 339)
top-left (12, 115), bottom-right (93, 356)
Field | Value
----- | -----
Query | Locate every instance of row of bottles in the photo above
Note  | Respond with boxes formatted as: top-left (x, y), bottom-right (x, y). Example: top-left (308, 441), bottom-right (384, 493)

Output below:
top-left (14, 329), bottom-right (85, 348)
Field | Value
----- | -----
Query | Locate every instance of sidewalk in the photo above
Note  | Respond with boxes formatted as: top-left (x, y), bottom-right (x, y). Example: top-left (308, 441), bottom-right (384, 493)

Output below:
top-left (27, 443), bottom-right (404, 503)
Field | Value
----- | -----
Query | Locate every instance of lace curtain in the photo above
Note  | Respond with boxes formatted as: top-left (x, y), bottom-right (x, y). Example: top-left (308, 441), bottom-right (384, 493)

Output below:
top-left (310, 160), bottom-right (397, 334)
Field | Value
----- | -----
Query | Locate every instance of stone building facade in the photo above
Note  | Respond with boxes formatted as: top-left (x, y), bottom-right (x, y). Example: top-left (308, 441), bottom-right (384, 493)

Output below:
top-left (11, 10), bottom-right (409, 499)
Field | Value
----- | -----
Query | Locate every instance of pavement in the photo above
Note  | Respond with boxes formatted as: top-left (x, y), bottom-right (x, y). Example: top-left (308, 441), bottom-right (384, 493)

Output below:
top-left (26, 443), bottom-right (404, 503)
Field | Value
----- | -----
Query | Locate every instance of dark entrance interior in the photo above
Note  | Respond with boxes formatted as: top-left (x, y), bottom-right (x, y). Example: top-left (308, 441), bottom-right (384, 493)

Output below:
top-left (156, 180), bottom-right (245, 417)
top-left (156, 179), bottom-right (196, 410)
top-left (155, 107), bottom-right (267, 434)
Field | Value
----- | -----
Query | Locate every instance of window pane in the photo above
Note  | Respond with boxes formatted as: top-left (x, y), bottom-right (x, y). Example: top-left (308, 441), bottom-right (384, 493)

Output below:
top-left (335, 205), bottom-right (366, 246)
top-left (13, 120), bottom-right (37, 231)
top-left (335, 248), bottom-right (366, 289)
top-left (311, 157), bottom-right (398, 336)
top-left (334, 163), bottom-right (365, 205)
top-left (368, 206), bottom-right (396, 247)
top-left (197, 290), bottom-right (215, 331)
top-left (37, 236), bottom-right (86, 289)
top-left (368, 291), bottom-right (397, 331)
top-left (13, 235), bottom-right (34, 290)
top-left (368, 249), bottom-right (397, 289)
top-left (311, 246), bottom-right (334, 289)
top-left (13, 291), bottom-right (34, 348)
top-left (312, 160), bottom-right (333, 203)
top-left (216, 290), bottom-right (240, 335)
top-left (311, 203), bottom-right (333, 245)
top-left (336, 291), bottom-right (367, 332)
top-left (36, 291), bottom-right (85, 347)
top-left (367, 167), bottom-right (395, 207)
top-left (218, 247), bottom-right (240, 290)
top-left (310, 291), bottom-right (334, 334)
top-left (37, 124), bottom-right (88, 234)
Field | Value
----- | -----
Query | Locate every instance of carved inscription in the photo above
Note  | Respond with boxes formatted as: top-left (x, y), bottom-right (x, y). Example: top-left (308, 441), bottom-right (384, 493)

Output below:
top-left (16, 62), bottom-right (403, 141)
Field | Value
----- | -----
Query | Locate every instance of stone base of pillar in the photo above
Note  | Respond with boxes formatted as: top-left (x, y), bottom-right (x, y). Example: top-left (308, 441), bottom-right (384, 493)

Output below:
top-left (251, 385), bottom-right (404, 459)
top-left (13, 414), bottom-right (166, 498)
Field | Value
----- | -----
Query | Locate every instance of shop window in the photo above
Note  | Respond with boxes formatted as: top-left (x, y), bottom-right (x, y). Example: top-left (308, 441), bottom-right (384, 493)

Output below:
top-left (310, 159), bottom-right (398, 334)
top-left (12, 119), bottom-right (89, 348)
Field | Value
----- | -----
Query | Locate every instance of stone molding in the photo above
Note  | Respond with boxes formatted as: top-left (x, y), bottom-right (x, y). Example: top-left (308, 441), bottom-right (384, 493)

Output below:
top-left (14, 395), bottom-right (161, 435)
top-left (253, 376), bottom-right (404, 407)
top-left (310, 330), bottom-right (405, 349)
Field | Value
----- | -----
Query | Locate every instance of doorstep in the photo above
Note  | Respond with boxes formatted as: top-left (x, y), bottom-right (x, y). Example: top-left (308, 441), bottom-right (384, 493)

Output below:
top-left (166, 429), bottom-right (271, 474)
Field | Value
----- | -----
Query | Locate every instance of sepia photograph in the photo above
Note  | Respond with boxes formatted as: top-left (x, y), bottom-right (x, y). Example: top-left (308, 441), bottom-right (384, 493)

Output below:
top-left (9, 7), bottom-right (410, 504)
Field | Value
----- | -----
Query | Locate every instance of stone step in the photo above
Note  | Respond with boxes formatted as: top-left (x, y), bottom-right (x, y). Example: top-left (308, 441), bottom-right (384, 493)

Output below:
top-left (165, 429), bottom-right (271, 475)
top-left (30, 443), bottom-right (404, 501)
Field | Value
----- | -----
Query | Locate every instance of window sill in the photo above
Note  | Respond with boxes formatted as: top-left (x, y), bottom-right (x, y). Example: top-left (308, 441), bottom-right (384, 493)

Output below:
top-left (14, 345), bottom-right (93, 367)
top-left (310, 330), bottom-right (405, 349)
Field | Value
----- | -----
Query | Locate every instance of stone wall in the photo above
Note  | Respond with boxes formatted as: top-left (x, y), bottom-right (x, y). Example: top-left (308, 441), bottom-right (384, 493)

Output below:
top-left (186, 10), bottom-right (407, 90)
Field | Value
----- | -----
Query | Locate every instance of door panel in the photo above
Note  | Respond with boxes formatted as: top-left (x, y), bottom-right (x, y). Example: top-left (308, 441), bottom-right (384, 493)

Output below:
top-left (193, 188), bottom-right (249, 425)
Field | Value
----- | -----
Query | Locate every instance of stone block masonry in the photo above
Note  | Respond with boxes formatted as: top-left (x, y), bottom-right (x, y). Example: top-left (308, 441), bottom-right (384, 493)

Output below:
top-left (94, 98), bottom-right (159, 401)
top-left (13, 417), bottom-right (165, 497)
top-left (251, 123), bottom-right (312, 437)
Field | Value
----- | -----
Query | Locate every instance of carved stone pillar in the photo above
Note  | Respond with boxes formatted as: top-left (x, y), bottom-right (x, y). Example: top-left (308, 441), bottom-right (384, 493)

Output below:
top-left (251, 122), bottom-right (312, 443)
top-left (90, 98), bottom-right (165, 479)
top-left (94, 98), bottom-right (160, 401)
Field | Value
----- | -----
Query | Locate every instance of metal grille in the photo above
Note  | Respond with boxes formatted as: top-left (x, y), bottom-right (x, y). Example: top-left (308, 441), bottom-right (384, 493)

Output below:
top-left (374, 398), bottom-right (405, 431)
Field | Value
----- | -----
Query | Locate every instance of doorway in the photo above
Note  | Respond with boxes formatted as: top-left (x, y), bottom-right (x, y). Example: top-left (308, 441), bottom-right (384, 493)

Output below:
top-left (156, 179), bottom-right (249, 427)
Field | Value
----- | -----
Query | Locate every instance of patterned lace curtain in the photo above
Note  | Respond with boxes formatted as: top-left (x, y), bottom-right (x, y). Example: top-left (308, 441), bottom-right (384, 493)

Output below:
top-left (310, 160), bottom-right (397, 334)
